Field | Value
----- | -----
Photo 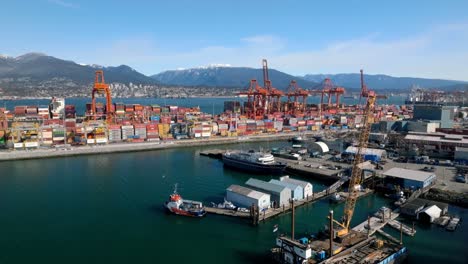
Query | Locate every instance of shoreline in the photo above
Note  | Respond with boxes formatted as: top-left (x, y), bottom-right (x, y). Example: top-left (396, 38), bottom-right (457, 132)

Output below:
top-left (0, 131), bottom-right (318, 162)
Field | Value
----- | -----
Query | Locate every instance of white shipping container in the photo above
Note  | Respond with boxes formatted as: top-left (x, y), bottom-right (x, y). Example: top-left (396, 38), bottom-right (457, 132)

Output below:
top-left (14, 143), bottom-right (24, 149)
top-left (201, 132), bottom-right (211, 137)
top-left (87, 139), bottom-right (96, 144)
top-left (25, 142), bottom-right (39, 148)
top-left (96, 138), bottom-right (108, 144)
top-left (194, 133), bottom-right (201, 138)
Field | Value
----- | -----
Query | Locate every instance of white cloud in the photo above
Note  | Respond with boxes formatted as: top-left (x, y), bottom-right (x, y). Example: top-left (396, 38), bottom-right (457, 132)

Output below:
top-left (48, 0), bottom-right (78, 8)
top-left (75, 23), bottom-right (468, 80)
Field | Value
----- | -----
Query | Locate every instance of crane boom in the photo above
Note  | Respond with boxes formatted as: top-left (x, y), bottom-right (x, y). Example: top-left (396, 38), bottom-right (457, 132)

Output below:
top-left (340, 91), bottom-right (376, 235)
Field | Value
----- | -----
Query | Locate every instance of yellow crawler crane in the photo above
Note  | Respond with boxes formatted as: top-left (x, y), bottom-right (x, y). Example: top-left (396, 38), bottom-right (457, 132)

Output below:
top-left (332, 91), bottom-right (377, 238)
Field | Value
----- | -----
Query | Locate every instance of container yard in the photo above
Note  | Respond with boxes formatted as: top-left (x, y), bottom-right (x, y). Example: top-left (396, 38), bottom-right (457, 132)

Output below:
top-left (0, 66), bottom-right (418, 158)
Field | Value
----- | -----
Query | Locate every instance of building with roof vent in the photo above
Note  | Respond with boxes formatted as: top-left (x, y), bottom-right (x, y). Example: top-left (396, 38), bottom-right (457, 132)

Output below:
top-left (226, 184), bottom-right (270, 210)
top-left (269, 179), bottom-right (303, 200)
top-left (245, 178), bottom-right (291, 207)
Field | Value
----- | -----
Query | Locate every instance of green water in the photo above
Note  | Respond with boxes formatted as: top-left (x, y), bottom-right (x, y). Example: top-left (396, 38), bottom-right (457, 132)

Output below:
top-left (0, 141), bottom-right (466, 263)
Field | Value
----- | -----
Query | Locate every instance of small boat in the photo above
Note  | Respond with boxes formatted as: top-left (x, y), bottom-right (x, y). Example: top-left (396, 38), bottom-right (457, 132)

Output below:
top-left (446, 217), bottom-right (460, 231)
top-left (329, 193), bottom-right (344, 203)
top-left (164, 184), bottom-right (206, 217)
top-left (212, 199), bottom-right (237, 210)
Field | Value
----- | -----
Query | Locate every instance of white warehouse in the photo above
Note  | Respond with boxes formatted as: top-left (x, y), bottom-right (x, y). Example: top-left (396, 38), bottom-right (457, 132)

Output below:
top-left (280, 176), bottom-right (313, 199)
top-left (269, 179), bottom-right (304, 200)
top-left (246, 178), bottom-right (291, 207)
top-left (226, 184), bottom-right (270, 210)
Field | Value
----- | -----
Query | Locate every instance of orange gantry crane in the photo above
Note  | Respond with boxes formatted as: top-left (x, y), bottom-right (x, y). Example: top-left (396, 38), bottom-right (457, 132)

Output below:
top-left (262, 59), bottom-right (284, 114)
top-left (240, 79), bottom-right (268, 119)
top-left (286, 80), bottom-right (309, 115)
top-left (91, 70), bottom-right (113, 121)
top-left (316, 78), bottom-right (345, 111)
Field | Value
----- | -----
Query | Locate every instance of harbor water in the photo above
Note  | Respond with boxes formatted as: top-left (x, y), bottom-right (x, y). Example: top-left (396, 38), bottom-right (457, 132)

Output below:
top-left (0, 141), bottom-right (466, 263)
top-left (0, 95), bottom-right (407, 116)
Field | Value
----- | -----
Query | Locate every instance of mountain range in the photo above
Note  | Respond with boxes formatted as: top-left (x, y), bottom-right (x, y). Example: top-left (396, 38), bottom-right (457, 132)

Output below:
top-left (302, 73), bottom-right (467, 91)
top-left (0, 53), bottom-right (157, 85)
top-left (151, 66), bottom-right (316, 89)
top-left (0, 52), bottom-right (466, 97)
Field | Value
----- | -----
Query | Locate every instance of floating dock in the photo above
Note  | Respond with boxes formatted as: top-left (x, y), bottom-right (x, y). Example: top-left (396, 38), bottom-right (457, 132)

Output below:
top-left (387, 219), bottom-right (416, 236)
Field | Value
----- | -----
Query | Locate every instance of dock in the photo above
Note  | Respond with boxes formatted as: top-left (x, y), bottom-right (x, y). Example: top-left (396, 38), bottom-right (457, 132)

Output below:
top-left (204, 207), bottom-right (250, 218)
top-left (275, 157), bottom-right (346, 182)
top-left (199, 149), bottom-right (350, 182)
top-left (205, 181), bottom-right (372, 224)
top-left (387, 219), bottom-right (416, 236)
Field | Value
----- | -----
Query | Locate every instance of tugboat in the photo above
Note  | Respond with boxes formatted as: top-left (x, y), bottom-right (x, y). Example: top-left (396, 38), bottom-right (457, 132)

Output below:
top-left (222, 150), bottom-right (287, 174)
top-left (164, 184), bottom-right (206, 217)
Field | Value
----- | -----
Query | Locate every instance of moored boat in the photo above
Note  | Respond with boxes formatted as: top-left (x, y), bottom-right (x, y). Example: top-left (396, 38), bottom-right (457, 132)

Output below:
top-left (164, 185), bottom-right (206, 217)
top-left (222, 150), bottom-right (287, 174)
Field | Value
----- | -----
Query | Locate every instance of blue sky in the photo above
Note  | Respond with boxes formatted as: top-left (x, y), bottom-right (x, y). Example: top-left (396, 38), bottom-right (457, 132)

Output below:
top-left (1, 0), bottom-right (467, 80)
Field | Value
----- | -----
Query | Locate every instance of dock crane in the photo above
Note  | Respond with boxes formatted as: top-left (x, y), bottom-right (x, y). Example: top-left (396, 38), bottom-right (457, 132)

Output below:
top-left (331, 89), bottom-right (377, 238)
top-left (286, 80), bottom-right (308, 115)
top-left (239, 79), bottom-right (268, 119)
top-left (91, 70), bottom-right (113, 121)
top-left (262, 59), bottom-right (283, 114)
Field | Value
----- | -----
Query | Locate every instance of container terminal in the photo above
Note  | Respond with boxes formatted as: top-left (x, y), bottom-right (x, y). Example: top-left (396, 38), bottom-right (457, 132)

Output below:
top-left (0, 62), bottom-right (410, 154)
top-left (1, 60), bottom-right (467, 263)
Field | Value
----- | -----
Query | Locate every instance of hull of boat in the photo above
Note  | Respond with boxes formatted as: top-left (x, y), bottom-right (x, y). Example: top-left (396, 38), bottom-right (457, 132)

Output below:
top-left (222, 156), bottom-right (286, 174)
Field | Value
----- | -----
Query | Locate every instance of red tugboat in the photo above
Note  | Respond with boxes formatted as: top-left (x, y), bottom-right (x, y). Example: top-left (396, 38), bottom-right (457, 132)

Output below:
top-left (164, 184), bottom-right (206, 217)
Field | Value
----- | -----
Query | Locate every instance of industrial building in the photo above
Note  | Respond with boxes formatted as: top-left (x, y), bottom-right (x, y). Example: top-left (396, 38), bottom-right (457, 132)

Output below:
top-left (245, 178), bottom-right (291, 207)
top-left (383, 168), bottom-right (436, 190)
top-left (226, 184), bottom-right (270, 210)
top-left (344, 146), bottom-right (387, 162)
top-left (404, 132), bottom-right (468, 154)
top-left (413, 104), bottom-right (455, 129)
top-left (279, 176), bottom-right (313, 198)
top-left (269, 179), bottom-right (303, 200)
top-left (400, 198), bottom-right (448, 218)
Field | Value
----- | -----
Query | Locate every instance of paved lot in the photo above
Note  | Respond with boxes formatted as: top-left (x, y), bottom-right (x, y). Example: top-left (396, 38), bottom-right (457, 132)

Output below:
top-left (307, 155), bottom-right (468, 194)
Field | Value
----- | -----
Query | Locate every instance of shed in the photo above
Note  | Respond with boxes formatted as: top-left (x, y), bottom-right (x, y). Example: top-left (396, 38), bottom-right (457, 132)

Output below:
top-left (226, 184), bottom-right (270, 210)
top-left (344, 146), bottom-right (387, 162)
top-left (279, 176), bottom-right (313, 198)
top-left (269, 179), bottom-right (303, 200)
top-left (383, 167), bottom-right (436, 190)
top-left (309, 141), bottom-right (329, 154)
top-left (418, 205), bottom-right (442, 223)
top-left (246, 178), bottom-right (291, 207)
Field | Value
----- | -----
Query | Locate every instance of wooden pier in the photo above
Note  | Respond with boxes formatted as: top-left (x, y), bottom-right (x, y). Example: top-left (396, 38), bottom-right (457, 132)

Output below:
top-left (204, 207), bottom-right (250, 218)
top-left (205, 183), bottom-right (373, 224)
top-left (387, 219), bottom-right (416, 236)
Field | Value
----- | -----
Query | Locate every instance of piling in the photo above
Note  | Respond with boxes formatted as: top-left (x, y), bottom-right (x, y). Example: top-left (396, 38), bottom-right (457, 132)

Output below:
top-left (291, 199), bottom-right (295, 241)
top-left (400, 222), bottom-right (403, 245)
top-left (367, 215), bottom-right (371, 237)
top-left (329, 210), bottom-right (334, 258)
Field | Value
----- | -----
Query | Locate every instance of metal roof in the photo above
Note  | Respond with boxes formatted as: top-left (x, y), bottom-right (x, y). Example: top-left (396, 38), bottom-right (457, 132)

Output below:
top-left (226, 184), bottom-right (269, 200)
top-left (420, 205), bottom-right (442, 218)
top-left (344, 146), bottom-right (386, 157)
top-left (269, 179), bottom-right (301, 191)
top-left (311, 141), bottom-right (329, 153)
top-left (246, 178), bottom-right (287, 194)
top-left (383, 167), bottom-right (435, 182)
top-left (279, 176), bottom-right (311, 188)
